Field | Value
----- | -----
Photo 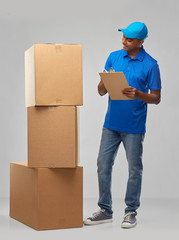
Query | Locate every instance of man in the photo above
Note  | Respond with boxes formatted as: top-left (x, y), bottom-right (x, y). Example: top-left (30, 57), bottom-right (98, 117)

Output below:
top-left (84, 22), bottom-right (161, 228)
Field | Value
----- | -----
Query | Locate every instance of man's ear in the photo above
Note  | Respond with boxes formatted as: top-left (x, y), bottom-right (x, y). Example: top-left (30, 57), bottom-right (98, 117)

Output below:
top-left (140, 40), bottom-right (144, 47)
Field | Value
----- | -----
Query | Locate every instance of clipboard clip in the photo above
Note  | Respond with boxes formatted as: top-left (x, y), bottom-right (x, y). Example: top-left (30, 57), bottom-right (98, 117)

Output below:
top-left (104, 67), bottom-right (115, 73)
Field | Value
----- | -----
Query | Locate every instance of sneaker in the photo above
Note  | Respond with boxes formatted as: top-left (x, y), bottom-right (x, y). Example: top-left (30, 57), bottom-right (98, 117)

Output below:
top-left (83, 209), bottom-right (113, 225)
top-left (121, 211), bottom-right (137, 229)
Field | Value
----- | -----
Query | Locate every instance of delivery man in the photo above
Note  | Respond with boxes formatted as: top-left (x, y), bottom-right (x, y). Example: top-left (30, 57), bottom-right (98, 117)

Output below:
top-left (84, 22), bottom-right (161, 228)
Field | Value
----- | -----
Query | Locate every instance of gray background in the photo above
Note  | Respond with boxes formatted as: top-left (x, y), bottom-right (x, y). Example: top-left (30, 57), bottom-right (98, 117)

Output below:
top-left (0, 0), bottom-right (178, 201)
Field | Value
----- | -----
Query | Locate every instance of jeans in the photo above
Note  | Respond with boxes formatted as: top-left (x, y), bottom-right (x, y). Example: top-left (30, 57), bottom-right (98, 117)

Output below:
top-left (97, 127), bottom-right (145, 216)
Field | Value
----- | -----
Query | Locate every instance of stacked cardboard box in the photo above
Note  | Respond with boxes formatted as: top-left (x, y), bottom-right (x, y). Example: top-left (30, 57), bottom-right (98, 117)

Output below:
top-left (10, 44), bottom-right (83, 230)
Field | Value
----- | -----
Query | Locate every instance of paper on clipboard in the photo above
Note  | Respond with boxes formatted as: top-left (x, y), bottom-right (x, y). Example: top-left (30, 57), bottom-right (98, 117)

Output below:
top-left (99, 72), bottom-right (132, 100)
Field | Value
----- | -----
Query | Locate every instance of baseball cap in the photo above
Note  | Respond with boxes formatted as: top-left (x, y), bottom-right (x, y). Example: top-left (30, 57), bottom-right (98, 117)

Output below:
top-left (118, 22), bottom-right (148, 40)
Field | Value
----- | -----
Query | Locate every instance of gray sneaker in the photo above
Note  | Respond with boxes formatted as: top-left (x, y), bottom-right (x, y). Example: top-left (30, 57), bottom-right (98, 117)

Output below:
top-left (84, 209), bottom-right (113, 225)
top-left (121, 211), bottom-right (137, 229)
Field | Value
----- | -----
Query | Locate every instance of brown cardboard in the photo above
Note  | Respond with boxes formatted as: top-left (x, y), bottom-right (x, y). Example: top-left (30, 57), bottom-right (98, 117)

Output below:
top-left (27, 106), bottom-right (80, 168)
top-left (10, 162), bottom-right (83, 230)
top-left (25, 44), bottom-right (83, 107)
top-left (99, 72), bottom-right (132, 100)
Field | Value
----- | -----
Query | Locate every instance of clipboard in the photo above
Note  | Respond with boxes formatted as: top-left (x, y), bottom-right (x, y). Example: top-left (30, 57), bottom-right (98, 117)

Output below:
top-left (99, 72), bottom-right (132, 100)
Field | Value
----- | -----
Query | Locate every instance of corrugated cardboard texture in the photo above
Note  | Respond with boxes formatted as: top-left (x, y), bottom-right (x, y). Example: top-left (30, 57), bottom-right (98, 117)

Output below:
top-left (10, 162), bottom-right (38, 229)
top-left (27, 106), bottom-right (79, 168)
top-left (10, 162), bottom-right (83, 230)
top-left (25, 44), bottom-right (83, 107)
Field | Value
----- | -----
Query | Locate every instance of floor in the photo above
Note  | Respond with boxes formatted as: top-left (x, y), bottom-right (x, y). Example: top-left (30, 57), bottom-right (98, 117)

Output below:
top-left (0, 198), bottom-right (178, 240)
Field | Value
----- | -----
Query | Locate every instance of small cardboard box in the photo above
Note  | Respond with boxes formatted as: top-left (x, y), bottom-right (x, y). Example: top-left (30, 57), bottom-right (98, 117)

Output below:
top-left (27, 106), bottom-right (80, 168)
top-left (10, 162), bottom-right (83, 230)
top-left (25, 44), bottom-right (83, 107)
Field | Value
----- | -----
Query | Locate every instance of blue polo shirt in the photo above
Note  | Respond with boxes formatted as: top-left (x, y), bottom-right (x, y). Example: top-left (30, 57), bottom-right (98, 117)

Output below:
top-left (103, 47), bottom-right (161, 134)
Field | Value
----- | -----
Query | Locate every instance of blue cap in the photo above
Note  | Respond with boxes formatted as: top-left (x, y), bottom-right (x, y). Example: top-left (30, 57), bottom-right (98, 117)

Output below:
top-left (118, 22), bottom-right (148, 40)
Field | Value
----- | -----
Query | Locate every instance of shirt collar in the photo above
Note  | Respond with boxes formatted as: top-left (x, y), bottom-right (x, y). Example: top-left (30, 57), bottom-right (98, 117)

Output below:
top-left (123, 46), bottom-right (145, 62)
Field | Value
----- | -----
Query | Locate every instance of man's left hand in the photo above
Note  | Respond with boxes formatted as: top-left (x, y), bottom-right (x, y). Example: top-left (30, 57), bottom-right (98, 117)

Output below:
top-left (122, 87), bottom-right (139, 100)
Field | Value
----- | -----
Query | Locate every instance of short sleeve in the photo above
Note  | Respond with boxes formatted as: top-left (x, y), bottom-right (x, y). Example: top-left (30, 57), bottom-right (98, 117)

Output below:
top-left (104, 54), bottom-right (112, 72)
top-left (148, 63), bottom-right (162, 90)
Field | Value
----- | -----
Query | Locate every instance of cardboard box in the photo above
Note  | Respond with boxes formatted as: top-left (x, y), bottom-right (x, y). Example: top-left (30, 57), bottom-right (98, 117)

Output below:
top-left (10, 162), bottom-right (83, 230)
top-left (25, 44), bottom-right (83, 107)
top-left (27, 106), bottom-right (80, 168)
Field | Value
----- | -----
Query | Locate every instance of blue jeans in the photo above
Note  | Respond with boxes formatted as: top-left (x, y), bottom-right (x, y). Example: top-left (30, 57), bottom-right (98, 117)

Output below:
top-left (97, 127), bottom-right (145, 216)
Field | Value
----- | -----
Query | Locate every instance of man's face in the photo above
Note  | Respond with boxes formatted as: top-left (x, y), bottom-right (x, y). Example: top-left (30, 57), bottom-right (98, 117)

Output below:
top-left (122, 35), bottom-right (144, 53)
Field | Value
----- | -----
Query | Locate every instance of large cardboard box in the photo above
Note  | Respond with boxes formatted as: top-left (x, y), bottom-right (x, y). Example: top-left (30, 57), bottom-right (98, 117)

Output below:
top-left (25, 44), bottom-right (83, 107)
top-left (27, 106), bottom-right (80, 168)
top-left (10, 162), bottom-right (83, 230)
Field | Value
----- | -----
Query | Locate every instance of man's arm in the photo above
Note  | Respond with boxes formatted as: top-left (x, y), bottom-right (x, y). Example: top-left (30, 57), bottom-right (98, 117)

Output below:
top-left (122, 87), bottom-right (161, 104)
top-left (98, 80), bottom-right (107, 96)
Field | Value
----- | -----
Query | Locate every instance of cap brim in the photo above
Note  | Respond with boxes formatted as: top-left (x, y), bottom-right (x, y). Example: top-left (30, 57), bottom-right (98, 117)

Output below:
top-left (118, 28), bottom-right (132, 38)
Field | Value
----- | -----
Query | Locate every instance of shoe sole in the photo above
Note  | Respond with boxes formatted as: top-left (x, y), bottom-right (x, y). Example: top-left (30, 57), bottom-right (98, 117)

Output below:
top-left (84, 219), bottom-right (113, 225)
top-left (121, 221), bottom-right (137, 229)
